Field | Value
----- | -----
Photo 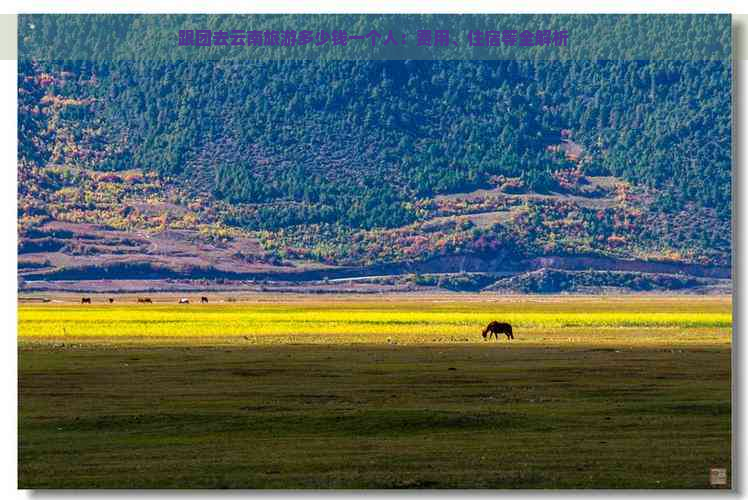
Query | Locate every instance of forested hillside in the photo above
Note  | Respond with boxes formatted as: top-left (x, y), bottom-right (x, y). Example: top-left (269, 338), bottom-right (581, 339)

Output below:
top-left (17, 17), bottom-right (732, 293)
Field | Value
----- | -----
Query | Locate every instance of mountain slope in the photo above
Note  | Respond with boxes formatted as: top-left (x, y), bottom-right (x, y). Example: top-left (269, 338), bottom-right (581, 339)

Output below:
top-left (17, 58), bottom-right (732, 292)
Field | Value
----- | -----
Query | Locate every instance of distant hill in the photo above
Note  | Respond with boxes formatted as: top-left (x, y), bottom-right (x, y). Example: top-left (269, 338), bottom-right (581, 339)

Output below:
top-left (17, 54), bottom-right (732, 292)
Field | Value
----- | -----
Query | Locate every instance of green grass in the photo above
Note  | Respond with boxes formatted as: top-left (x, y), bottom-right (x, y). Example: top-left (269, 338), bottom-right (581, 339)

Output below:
top-left (18, 296), bottom-right (732, 488)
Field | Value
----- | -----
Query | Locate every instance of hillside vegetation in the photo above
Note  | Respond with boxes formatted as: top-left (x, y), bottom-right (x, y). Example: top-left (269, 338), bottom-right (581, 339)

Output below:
top-left (17, 20), bottom-right (732, 291)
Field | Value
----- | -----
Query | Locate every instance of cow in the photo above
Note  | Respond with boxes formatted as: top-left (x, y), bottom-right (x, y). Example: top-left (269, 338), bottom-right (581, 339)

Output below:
top-left (137, 297), bottom-right (152, 304)
top-left (201, 296), bottom-right (209, 304)
top-left (178, 298), bottom-right (190, 304)
top-left (482, 321), bottom-right (514, 341)
top-left (81, 297), bottom-right (91, 304)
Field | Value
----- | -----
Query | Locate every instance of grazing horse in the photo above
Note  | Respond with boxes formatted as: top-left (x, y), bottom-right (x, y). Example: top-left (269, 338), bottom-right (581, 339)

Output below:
top-left (201, 296), bottom-right (209, 304)
top-left (137, 297), bottom-right (152, 304)
top-left (81, 297), bottom-right (91, 304)
top-left (482, 321), bottom-right (514, 341)
top-left (178, 298), bottom-right (190, 304)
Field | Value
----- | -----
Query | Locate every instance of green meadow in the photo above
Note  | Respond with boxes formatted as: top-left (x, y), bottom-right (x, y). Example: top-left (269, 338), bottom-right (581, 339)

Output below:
top-left (18, 295), bottom-right (732, 488)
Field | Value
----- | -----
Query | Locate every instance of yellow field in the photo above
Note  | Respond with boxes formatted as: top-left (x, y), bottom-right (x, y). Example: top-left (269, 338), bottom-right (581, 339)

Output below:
top-left (17, 295), bottom-right (732, 346)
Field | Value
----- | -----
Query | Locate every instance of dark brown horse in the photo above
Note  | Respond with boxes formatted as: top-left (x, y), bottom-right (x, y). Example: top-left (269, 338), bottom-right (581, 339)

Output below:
top-left (482, 321), bottom-right (514, 341)
top-left (81, 297), bottom-right (91, 304)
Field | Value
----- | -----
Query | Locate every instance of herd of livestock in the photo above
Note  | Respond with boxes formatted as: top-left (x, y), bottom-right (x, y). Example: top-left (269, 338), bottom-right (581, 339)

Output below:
top-left (81, 296), bottom-right (209, 304)
top-left (76, 297), bottom-right (515, 341)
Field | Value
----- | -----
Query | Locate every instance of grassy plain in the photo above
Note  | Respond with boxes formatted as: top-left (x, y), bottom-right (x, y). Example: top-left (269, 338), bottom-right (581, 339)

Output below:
top-left (18, 295), bottom-right (732, 488)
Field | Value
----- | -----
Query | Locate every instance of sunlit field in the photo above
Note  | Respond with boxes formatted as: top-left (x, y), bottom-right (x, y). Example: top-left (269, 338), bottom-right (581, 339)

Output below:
top-left (18, 295), bottom-right (732, 488)
top-left (18, 295), bottom-right (732, 346)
